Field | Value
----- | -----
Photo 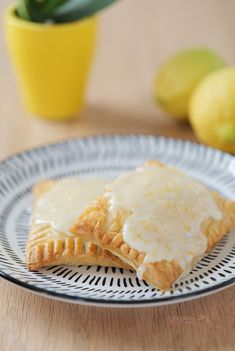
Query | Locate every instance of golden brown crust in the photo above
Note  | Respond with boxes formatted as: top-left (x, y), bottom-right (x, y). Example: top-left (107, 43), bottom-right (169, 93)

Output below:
top-left (27, 180), bottom-right (130, 271)
top-left (70, 197), bottom-right (184, 290)
top-left (142, 260), bottom-right (183, 290)
top-left (70, 162), bottom-right (235, 291)
top-left (203, 192), bottom-right (235, 251)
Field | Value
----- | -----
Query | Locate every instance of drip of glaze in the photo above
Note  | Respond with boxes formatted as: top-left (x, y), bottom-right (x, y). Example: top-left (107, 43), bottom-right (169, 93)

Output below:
top-left (106, 164), bottom-right (222, 279)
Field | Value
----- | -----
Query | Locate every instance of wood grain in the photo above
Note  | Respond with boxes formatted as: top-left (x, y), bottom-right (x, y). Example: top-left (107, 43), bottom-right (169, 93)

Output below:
top-left (0, 0), bottom-right (235, 350)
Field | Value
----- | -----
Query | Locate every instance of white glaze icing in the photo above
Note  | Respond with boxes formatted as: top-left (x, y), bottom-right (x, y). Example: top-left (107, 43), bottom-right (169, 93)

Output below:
top-left (106, 163), bottom-right (223, 279)
top-left (33, 178), bottom-right (110, 235)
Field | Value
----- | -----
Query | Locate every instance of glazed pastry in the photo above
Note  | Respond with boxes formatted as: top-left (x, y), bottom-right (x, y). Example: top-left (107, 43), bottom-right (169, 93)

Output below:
top-left (70, 161), bottom-right (235, 291)
top-left (27, 178), bottom-right (130, 271)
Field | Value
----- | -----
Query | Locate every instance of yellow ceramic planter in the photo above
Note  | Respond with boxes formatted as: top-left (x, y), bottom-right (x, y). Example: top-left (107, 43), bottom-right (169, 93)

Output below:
top-left (4, 6), bottom-right (97, 120)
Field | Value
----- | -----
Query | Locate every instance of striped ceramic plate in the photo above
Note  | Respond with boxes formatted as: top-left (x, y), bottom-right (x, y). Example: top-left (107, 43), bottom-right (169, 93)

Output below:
top-left (0, 135), bottom-right (235, 307)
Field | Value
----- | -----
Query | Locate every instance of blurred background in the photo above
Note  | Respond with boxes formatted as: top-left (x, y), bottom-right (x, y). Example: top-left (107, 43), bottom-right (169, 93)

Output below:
top-left (1, 0), bottom-right (235, 159)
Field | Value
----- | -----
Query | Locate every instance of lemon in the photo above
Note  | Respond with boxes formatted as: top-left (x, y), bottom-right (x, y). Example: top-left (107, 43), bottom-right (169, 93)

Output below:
top-left (189, 67), bottom-right (235, 154)
top-left (154, 48), bottom-right (225, 120)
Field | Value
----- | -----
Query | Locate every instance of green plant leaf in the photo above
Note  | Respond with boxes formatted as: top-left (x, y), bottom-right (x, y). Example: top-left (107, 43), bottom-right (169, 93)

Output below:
top-left (52, 0), bottom-right (117, 22)
top-left (22, 0), bottom-right (49, 22)
top-left (15, 0), bottom-right (31, 20)
top-left (41, 0), bottom-right (68, 16)
top-left (15, 0), bottom-right (118, 23)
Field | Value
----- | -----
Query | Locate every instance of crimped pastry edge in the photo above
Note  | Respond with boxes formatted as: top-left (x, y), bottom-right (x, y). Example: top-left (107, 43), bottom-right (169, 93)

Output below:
top-left (70, 162), bottom-right (235, 290)
top-left (26, 180), bottom-right (130, 271)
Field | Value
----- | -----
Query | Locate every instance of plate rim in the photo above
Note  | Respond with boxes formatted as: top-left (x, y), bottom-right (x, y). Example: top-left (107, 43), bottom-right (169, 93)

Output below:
top-left (0, 134), bottom-right (235, 307)
top-left (0, 132), bottom-right (232, 170)
top-left (1, 269), bottom-right (235, 307)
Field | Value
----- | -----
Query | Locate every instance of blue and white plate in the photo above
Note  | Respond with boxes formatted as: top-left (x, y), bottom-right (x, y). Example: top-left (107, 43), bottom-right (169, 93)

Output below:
top-left (0, 135), bottom-right (235, 307)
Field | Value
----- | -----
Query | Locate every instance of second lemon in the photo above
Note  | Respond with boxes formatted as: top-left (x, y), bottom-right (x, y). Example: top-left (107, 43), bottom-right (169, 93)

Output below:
top-left (154, 48), bottom-right (225, 120)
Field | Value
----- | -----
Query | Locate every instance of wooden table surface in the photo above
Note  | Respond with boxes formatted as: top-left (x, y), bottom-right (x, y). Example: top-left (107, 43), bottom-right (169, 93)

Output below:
top-left (1, 1), bottom-right (235, 350)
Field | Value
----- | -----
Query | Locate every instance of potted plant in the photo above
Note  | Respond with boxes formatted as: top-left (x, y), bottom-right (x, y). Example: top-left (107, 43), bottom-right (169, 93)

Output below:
top-left (4, 0), bottom-right (116, 120)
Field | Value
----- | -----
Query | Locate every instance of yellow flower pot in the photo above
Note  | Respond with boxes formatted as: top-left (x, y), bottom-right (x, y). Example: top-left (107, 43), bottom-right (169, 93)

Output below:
top-left (4, 6), bottom-right (97, 121)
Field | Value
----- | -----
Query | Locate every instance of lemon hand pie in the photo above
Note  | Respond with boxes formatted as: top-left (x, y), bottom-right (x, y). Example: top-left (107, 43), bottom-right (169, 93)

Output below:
top-left (26, 178), bottom-right (130, 271)
top-left (70, 161), bottom-right (235, 291)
